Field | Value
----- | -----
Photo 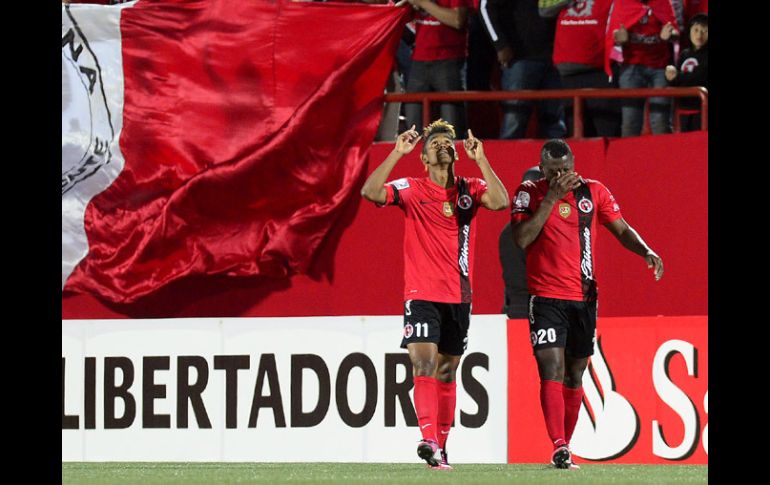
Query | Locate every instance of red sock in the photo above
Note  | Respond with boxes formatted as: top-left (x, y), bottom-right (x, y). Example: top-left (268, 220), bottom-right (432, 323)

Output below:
top-left (540, 380), bottom-right (566, 448)
top-left (563, 386), bottom-right (584, 445)
top-left (413, 376), bottom-right (439, 442)
top-left (436, 381), bottom-right (456, 449)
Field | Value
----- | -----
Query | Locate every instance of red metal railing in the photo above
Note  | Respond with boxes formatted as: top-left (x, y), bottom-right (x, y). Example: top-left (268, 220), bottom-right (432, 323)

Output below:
top-left (383, 87), bottom-right (708, 139)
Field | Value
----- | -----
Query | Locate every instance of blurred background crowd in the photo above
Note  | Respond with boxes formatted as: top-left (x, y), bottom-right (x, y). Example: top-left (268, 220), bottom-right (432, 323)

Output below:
top-left (63, 0), bottom-right (708, 141)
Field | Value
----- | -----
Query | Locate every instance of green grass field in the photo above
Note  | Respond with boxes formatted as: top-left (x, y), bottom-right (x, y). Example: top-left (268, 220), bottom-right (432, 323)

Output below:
top-left (62, 462), bottom-right (707, 484)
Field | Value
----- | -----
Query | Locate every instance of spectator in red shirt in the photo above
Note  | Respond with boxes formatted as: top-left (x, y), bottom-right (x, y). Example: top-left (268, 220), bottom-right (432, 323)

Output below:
top-left (608, 0), bottom-right (682, 137)
top-left (361, 119), bottom-right (508, 469)
top-left (404, 0), bottom-right (472, 134)
top-left (551, 0), bottom-right (620, 137)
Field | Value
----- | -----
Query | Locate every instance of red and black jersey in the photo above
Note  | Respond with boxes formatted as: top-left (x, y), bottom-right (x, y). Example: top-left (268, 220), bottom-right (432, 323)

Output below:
top-left (382, 176), bottom-right (488, 304)
top-left (511, 178), bottom-right (622, 301)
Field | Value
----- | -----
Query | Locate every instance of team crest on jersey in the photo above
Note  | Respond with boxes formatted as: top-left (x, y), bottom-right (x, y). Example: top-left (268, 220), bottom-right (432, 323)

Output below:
top-left (404, 323), bottom-right (414, 339)
top-left (578, 198), bottom-right (594, 213)
top-left (559, 203), bottom-right (571, 218)
top-left (458, 194), bottom-right (473, 210)
top-left (443, 201), bottom-right (454, 217)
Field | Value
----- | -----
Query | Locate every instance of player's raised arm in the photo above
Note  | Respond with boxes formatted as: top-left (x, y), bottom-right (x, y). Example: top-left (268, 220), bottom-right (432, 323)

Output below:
top-left (360, 125), bottom-right (421, 205)
top-left (463, 129), bottom-right (509, 210)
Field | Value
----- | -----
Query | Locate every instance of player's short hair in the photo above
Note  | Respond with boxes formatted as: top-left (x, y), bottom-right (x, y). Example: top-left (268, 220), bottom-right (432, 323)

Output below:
top-left (422, 119), bottom-right (456, 155)
top-left (541, 139), bottom-right (573, 163)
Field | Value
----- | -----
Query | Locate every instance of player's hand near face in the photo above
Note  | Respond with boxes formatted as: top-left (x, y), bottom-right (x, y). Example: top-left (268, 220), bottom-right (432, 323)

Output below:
top-left (545, 171), bottom-right (582, 202)
top-left (395, 125), bottom-right (421, 155)
top-left (463, 129), bottom-right (485, 163)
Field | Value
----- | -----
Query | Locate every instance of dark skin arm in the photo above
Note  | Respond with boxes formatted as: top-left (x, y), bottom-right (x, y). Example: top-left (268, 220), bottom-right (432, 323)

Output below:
top-left (603, 218), bottom-right (664, 281)
top-left (512, 171), bottom-right (581, 249)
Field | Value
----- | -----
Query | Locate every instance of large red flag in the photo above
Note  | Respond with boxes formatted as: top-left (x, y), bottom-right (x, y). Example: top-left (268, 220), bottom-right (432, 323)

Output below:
top-left (62, 0), bottom-right (408, 304)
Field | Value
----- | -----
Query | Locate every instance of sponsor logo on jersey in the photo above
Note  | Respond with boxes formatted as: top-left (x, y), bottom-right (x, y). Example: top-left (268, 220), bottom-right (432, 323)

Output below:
top-left (528, 296), bottom-right (535, 326)
top-left (559, 203), bottom-right (571, 218)
top-left (459, 225), bottom-right (470, 276)
top-left (403, 323), bottom-right (414, 338)
top-left (578, 198), bottom-right (594, 213)
top-left (580, 226), bottom-right (594, 280)
top-left (514, 191), bottom-right (530, 209)
top-left (458, 194), bottom-right (473, 210)
top-left (443, 201), bottom-right (454, 217)
top-left (630, 32), bottom-right (661, 45)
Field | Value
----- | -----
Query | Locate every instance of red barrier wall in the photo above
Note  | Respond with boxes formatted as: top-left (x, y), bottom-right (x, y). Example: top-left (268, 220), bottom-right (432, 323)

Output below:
top-left (62, 132), bottom-right (707, 318)
top-left (507, 316), bottom-right (708, 464)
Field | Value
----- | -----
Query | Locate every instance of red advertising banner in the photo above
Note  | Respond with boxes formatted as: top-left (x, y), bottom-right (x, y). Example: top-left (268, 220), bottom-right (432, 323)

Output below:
top-left (507, 316), bottom-right (708, 464)
top-left (63, 133), bottom-right (707, 319)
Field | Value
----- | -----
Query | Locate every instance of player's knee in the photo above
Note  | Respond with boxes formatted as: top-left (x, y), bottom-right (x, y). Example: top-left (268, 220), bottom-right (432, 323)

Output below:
top-left (436, 367), bottom-right (456, 383)
top-left (563, 372), bottom-right (582, 388)
top-left (537, 361), bottom-right (564, 382)
top-left (413, 360), bottom-right (437, 377)
top-left (541, 370), bottom-right (564, 382)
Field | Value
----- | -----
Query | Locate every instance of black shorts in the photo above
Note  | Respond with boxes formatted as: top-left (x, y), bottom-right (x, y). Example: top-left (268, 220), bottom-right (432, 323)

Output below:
top-left (400, 300), bottom-right (471, 356)
top-left (528, 295), bottom-right (597, 358)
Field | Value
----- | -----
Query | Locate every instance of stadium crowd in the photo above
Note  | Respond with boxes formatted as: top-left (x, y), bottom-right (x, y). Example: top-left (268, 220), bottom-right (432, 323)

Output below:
top-left (63, 0), bottom-right (708, 140)
top-left (383, 0), bottom-right (708, 139)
